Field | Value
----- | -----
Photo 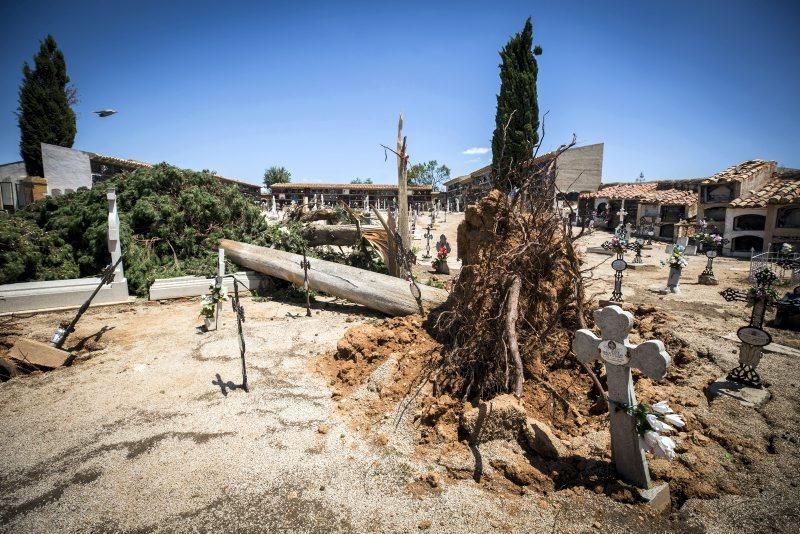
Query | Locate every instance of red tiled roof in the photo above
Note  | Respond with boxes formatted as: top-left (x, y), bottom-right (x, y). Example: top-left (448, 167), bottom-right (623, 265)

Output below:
top-left (728, 171), bottom-right (800, 208)
top-left (579, 182), bottom-right (657, 200)
top-left (700, 159), bottom-right (775, 184)
top-left (637, 188), bottom-right (698, 206)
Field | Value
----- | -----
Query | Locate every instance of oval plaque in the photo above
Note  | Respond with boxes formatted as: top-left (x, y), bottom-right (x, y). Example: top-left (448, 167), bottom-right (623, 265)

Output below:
top-left (611, 259), bottom-right (627, 272)
top-left (737, 326), bottom-right (772, 347)
top-left (598, 340), bottom-right (629, 365)
top-left (706, 250), bottom-right (718, 258)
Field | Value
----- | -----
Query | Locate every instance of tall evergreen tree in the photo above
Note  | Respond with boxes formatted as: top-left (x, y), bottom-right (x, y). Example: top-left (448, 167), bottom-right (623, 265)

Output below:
top-left (491, 18), bottom-right (542, 190)
top-left (16, 35), bottom-right (77, 177)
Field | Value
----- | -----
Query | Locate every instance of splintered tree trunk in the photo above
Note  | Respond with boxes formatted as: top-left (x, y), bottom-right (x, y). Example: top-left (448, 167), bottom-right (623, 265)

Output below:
top-left (505, 275), bottom-right (524, 396)
top-left (219, 239), bottom-right (446, 316)
top-left (397, 114), bottom-right (410, 252)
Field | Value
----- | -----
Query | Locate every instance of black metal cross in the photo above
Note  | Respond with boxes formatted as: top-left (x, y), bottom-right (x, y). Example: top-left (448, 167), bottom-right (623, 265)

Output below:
top-left (609, 256), bottom-right (627, 302)
top-left (625, 240), bottom-right (644, 264)
top-left (702, 249), bottom-right (718, 277)
top-left (719, 268), bottom-right (779, 387)
top-left (230, 277), bottom-right (248, 392)
top-left (300, 248), bottom-right (312, 317)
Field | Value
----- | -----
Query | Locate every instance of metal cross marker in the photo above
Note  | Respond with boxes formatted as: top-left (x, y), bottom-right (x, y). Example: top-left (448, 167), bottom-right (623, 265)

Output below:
top-left (602, 241), bottom-right (627, 302)
top-left (573, 305), bottom-right (671, 489)
top-left (300, 248), bottom-right (312, 317)
top-left (702, 249), bottom-right (718, 278)
top-left (230, 277), bottom-right (248, 392)
top-left (423, 225), bottom-right (433, 259)
top-left (393, 232), bottom-right (424, 315)
top-left (720, 269), bottom-right (778, 388)
top-left (626, 239), bottom-right (644, 264)
top-left (50, 255), bottom-right (125, 349)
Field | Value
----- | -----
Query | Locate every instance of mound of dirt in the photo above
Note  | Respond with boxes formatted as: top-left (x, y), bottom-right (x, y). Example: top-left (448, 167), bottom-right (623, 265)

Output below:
top-left (317, 303), bottom-right (773, 508)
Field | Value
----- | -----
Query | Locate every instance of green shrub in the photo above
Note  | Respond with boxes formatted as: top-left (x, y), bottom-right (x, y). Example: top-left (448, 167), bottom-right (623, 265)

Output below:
top-left (0, 164), bottom-right (306, 296)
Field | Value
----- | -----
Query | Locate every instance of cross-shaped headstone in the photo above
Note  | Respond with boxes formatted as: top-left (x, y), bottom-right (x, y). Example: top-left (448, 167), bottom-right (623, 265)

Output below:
top-left (573, 305), bottom-right (671, 489)
top-left (299, 248), bottom-right (312, 317)
top-left (423, 225), bottom-right (433, 258)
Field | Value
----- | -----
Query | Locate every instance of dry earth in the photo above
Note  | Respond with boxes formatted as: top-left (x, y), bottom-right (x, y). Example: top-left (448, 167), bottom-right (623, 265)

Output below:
top-left (1, 218), bottom-right (799, 533)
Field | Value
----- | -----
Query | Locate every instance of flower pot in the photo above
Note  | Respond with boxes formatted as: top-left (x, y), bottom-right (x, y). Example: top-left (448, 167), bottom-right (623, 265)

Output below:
top-left (203, 316), bottom-right (214, 330)
top-left (667, 266), bottom-right (682, 293)
top-left (436, 261), bottom-right (450, 275)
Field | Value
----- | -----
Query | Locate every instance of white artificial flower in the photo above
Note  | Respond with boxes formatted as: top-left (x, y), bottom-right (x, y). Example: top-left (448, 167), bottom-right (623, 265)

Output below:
top-left (663, 413), bottom-right (686, 428)
top-left (653, 434), bottom-right (677, 460)
top-left (646, 414), bottom-right (675, 433)
top-left (279, 226), bottom-right (290, 236)
top-left (651, 401), bottom-right (673, 415)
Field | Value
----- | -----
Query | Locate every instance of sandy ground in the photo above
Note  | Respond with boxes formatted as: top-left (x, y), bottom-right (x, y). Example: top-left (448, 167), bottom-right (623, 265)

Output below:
top-left (1, 221), bottom-right (799, 533)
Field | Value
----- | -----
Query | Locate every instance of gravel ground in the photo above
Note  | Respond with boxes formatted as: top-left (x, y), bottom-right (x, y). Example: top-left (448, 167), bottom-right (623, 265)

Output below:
top-left (1, 222), bottom-right (798, 532)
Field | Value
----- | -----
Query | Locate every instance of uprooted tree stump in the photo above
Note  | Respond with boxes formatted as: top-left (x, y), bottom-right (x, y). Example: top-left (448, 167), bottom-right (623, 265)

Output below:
top-left (432, 140), bottom-right (596, 406)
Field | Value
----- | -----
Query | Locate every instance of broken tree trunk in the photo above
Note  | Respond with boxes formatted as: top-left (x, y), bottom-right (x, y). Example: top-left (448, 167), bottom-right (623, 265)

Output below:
top-left (300, 224), bottom-right (385, 247)
top-left (220, 239), bottom-right (447, 316)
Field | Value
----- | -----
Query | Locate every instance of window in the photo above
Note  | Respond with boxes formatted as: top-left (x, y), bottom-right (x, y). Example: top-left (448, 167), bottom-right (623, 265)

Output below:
top-left (733, 214), bottom-right (765, 231)
top-left (704, 184), bottom-right (733, 203)
top-left (732, 235), bottom-right (763, 253)
top-left (660, 224), bottom-right (675, 238)
top-left (777, 206), bottom-right (800, 229)
top-left (704, 207), bottom-right (726, 222)
top-left (660, 205), bottom-right (685, 223)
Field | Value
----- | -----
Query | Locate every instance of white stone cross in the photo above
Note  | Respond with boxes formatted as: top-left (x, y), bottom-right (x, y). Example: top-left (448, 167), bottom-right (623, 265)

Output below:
top-left (572, 305), bottom-right (671, 489)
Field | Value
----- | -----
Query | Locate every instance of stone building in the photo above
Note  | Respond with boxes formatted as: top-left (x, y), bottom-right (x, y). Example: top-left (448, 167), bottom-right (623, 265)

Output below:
top-left (269, 182), bottom-right (433, 210)
top-left (442, 143), bottom-right (604, 210)
top-left (0, 143), bottom-right (260, 211)
top-left (697, 160), bottom-right (776, 240)
top-left (579, 180), bottom-right (700, 238)
top-left (723, 168), bottom-right (800, 256)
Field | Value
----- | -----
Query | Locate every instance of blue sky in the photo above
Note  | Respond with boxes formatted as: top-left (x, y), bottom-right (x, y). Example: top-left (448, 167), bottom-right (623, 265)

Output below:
top-left (0, 0), bottom-right (798, 186)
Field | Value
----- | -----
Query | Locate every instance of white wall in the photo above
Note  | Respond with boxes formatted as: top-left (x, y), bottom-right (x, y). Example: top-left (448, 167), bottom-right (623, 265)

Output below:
top-left (723, 207), bottom-right (767, 256)
top-left (41, 143), bottom-right (92, 195)
top-left (556, 143), bottom-right (603, 193)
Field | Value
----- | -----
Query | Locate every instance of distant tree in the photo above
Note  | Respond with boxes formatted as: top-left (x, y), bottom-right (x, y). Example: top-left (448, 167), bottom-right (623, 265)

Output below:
top-left (407, 160), bottom-right (450, 191)
top-left (16, 35), bottom-right (77, 177)
top-left (491, 18), bottom-right (542, 190)
top-left (263, 166), bottom-right (291, 188)
top-left (350, 178), bottom-right (373, 184)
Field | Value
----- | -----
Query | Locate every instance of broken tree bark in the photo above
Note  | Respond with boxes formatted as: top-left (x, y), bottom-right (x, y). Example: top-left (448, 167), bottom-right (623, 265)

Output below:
top-left (505, 275), bottom-right (524, 396)
top-left (220, 239), bottom-right (447, 316)
top-left (396, 114), bottom-right (410, 251)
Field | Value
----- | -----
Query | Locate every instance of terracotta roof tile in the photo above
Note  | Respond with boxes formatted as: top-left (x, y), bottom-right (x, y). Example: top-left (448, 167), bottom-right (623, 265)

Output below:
top-left (700, 159), bottom-right (775, 184)
top-left (637, 188), bottom-right (698, 206)
top-left (728, 171), bottom-right (800, 208)
top-left (579, 182), bottom-right (657, 200)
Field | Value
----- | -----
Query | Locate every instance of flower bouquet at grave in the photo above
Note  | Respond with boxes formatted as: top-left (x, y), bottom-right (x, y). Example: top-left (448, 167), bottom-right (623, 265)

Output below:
top-left (624, 400), bottom-right (686, 460)
top-left (200, 284), bottom-right (227, 319)
top-left (748, 268), bottom-right (779, 304)
top-left (432, 244), bottom-right (449, 273)
top-left (609, 236), bottom-right (626, 255)
top-left (661, 245), bottom-right (689, 270)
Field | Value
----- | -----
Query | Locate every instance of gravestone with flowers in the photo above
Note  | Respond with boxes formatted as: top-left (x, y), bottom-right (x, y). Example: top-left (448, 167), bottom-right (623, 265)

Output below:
top-left (433, 235), bottom-right (451, 274)
top-left (659, 245), bottom-right (688, 293)
top-left (573, 305), bottom-right (684, 504)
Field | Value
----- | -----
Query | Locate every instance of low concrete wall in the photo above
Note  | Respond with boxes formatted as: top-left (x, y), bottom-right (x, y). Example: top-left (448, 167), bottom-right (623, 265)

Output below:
top-left (148, 271), bottom-right (268, 300)
top-left (0, 278), bottom-right (130, 315)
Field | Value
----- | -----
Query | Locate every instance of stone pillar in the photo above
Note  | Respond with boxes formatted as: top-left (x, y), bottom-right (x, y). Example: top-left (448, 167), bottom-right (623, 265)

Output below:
top-left (26, 176), bottom-right (48, 202)
top-left (107, 187), bottom-right (124, 283)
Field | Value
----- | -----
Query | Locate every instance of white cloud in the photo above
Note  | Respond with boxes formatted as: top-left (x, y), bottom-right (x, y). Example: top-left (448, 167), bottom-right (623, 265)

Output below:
top-left (462, 147), bottom-right (490, 155)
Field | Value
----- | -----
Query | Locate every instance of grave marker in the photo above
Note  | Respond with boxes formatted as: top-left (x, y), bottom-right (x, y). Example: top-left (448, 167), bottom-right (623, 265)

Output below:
top-left (698, 249), bottom-right (719, 285)
top-left (300, 248), bottom-right (312, 317)
top-left (230, 277), bottom-right (249, 392)
top-left (423, 225), bottom-right (433, 259)
top-left (573, 305), bottom-right (671, 489)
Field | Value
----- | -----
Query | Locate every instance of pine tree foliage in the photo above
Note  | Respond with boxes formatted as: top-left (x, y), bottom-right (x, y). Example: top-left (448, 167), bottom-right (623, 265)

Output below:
top-left (263, 166), bottom-right (291, 188)
top-left (16, 35), bottom-right (77, 176)
top-left (491, 18), bottom-right (542, 190)
top-left (0, 165), bottom-right (307, 296)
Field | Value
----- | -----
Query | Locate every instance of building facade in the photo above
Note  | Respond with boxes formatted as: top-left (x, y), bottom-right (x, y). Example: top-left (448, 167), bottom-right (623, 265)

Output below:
top-left (442, 143), bottom-right (604, 210)
top-left (269, 183), bottom-right (433, 210)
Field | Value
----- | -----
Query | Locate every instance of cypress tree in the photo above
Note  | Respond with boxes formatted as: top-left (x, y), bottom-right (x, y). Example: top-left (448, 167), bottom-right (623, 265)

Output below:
top-left (16, 35), bottom-right (77, 177)
top-left (491, 18), bottom-right (542, 190)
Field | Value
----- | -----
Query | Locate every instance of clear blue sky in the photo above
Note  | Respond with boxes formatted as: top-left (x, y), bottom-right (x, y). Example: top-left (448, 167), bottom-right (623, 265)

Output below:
top-left (1, 0), bottom-right (798, 186)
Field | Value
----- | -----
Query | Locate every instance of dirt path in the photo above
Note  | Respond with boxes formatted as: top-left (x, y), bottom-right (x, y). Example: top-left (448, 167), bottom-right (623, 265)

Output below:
top-left (1, 228), bottom-right (798, 532)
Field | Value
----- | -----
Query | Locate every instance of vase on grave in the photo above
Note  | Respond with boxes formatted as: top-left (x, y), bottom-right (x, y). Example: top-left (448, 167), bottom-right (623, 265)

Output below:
top-left (667, 267), bottom-right (682, 293)
top-left (203, 316), bottom-right (213, 330)
top-left (435, 260), bottom-right (450, 275)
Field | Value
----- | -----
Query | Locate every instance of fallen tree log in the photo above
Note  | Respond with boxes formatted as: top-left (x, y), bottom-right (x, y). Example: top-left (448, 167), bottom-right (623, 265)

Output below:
top-left (300, 224), bottom-right (385, 247)
top-left (220, 239), bottom-right (447, 316)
